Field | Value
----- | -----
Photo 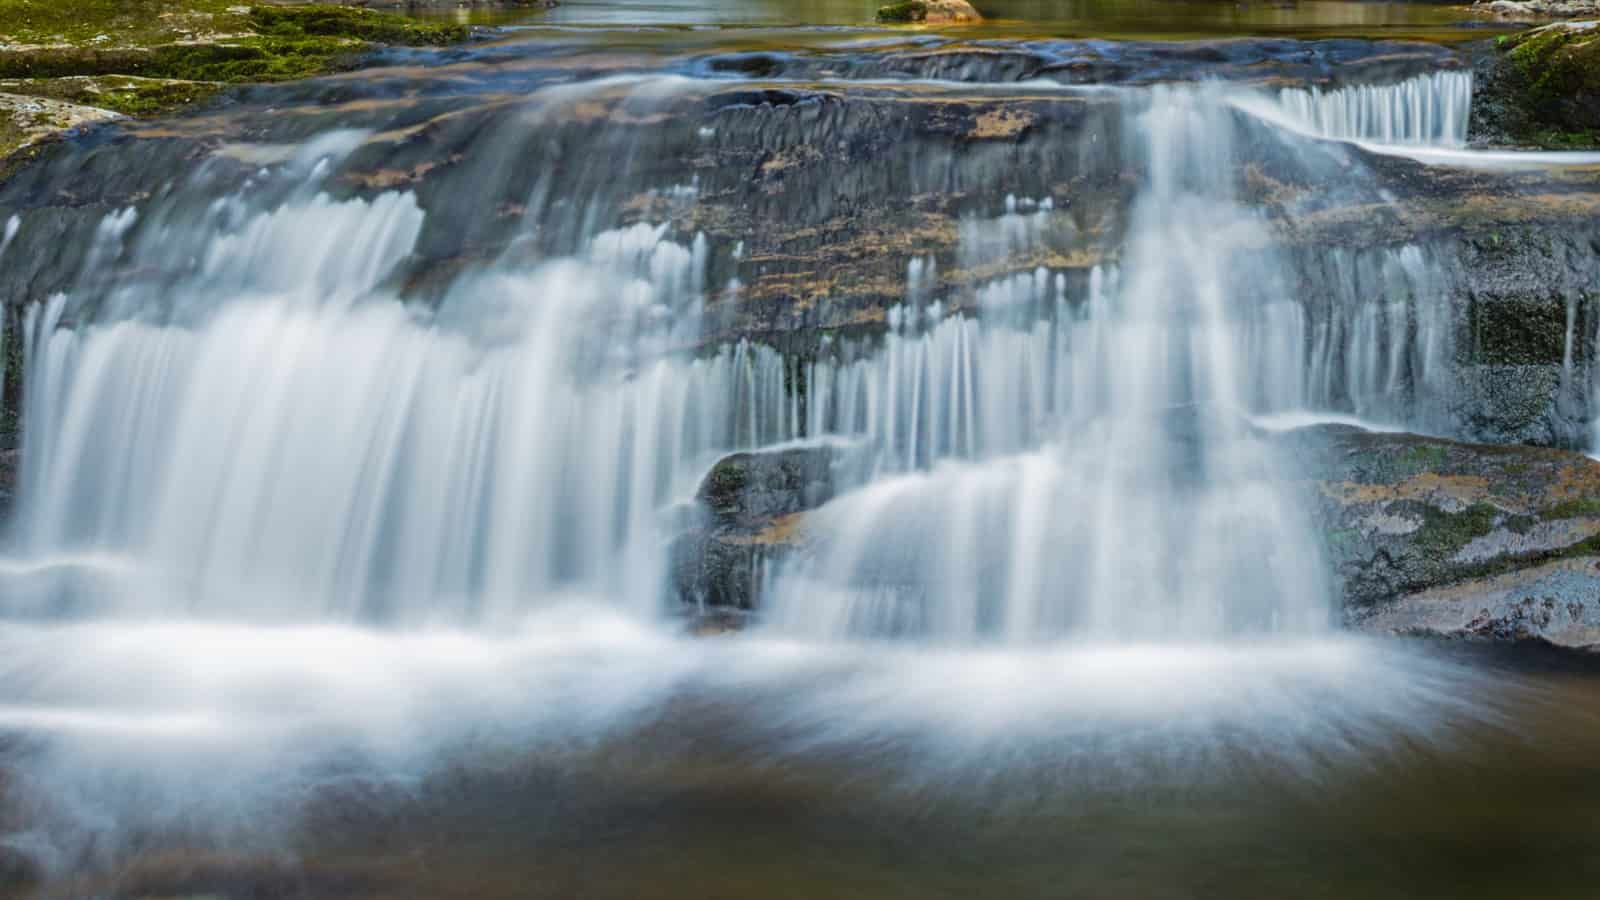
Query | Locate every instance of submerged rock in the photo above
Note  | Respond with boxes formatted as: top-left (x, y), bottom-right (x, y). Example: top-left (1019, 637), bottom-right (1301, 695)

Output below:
top-left (1289, 424), bottom-right (1600, 649)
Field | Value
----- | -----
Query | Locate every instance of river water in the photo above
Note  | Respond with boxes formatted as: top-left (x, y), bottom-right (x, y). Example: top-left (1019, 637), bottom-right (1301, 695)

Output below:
top-left (1, 1), bottom-right (1599, 897)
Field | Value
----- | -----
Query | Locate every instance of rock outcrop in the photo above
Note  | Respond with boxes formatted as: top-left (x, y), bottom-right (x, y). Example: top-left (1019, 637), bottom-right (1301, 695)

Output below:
top-left (1291, 425), bottom-right (1600, 648)
top-left (877, 1), bottom-right (983, 24)
top-left (1470, 23), bottom-right (1600, 147)
top-left (669, 443), bottom-right (855, 613)
top-left (0, 91), bottom-right (120, 164)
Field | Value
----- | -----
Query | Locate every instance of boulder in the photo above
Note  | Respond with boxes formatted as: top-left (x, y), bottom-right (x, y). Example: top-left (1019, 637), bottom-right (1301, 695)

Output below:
top-left (1471, 23), bottom-right (1600, 147)
top-left (669, 443), bottom-right (858, 616)
top-left (1287, 424), bottom-right (1600, 649)
top-left (877, 1), bottom-right (983, 25)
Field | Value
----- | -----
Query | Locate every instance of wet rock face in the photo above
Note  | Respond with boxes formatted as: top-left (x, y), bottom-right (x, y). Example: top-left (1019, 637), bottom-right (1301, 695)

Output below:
top-left (1287, 424), bottom-right (1600, 649)
top-left (1424, 226), bottom-right (1600, 447)
top-left (1, 37), bottom-right (1598, 455)
top-left (669, 445), bottom-right (846, 612)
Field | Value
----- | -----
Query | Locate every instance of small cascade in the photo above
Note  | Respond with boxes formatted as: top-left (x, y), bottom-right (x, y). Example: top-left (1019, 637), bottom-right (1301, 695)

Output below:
top-left (798, 271), bottom-right (1074, 472)
top-left (1275, 70), bottom-right (1473, 146)
top-left (784, 239), bottom-right (1455, 479)
top-left (5, 27), bottom-right (1600, 889)
top-left (9, 184), bottom-right (788, 623)
top-left (0, 65), bottom-right (1514, 640)
top-left (766, 85), bottom-right (1332, 642)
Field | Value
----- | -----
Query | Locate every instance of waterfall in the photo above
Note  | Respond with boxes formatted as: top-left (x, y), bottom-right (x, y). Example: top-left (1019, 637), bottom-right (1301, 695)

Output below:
top-left (0, 60), bottom-right (1484, 643)
top-left (1275, 71), bottom-right (1473, 146)
top-left (0, 49), bottom-right (1571, 885)
top-left (7, 183), bottom-right (795, 622)
top-left (1, 79), bottom-right (1467, 633)
top-left (765, 85), bottom-right (1332, 641)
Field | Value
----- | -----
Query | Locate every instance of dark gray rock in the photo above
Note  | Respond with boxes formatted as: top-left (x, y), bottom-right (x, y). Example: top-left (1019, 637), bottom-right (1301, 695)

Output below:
top-left (668, 443), bottom-right (858, 613)
top-left (1284, 424), bottom-right (1600, 648)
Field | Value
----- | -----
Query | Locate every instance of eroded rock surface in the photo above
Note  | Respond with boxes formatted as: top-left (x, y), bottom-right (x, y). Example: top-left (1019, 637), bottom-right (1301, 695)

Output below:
top-left (1289, 425), bottom-right (1600, 648)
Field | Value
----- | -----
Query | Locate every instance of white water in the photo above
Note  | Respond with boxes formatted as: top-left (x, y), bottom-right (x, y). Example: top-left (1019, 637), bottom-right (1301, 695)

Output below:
top-left (766, 84), bottom-right (1331, 640)
top-left (3, 77), bottom-right (1471, 635)
top-left (1276, 70), bottom-right (1472, 147)
top-left (0, 611), bottom-right (1509, 873)
top-left (11, 196), bottom-right (797, 622)
top-left (0, 67), bottom-right (1556, 875)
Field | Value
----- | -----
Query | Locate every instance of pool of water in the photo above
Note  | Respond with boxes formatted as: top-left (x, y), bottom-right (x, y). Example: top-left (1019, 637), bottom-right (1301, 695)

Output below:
top-left (11, 618), bottom-right (1599, 899)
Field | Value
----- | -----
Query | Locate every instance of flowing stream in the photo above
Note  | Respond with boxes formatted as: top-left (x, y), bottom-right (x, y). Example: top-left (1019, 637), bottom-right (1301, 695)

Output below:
top-left (1, 16), bottom-right (1599, 898)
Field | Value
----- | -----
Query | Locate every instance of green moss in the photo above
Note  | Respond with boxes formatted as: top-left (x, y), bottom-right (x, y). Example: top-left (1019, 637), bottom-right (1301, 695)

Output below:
top-left (1, 75), bottom-right (223, 116)
top-left (1389, 443), bottom-right (1450, 478)
top-left (1405, 501), bottom-right (1501, 557)
top-left (1505, 25), bottom-right (1600, 142)
top-left (248, 6), bottom-right (468, 46)
top-left (141, 36), bottom-right (367, 82)
top-left (92, 79), bottom-right (223, 115)
top-left (877, 1), bottom-right (929, 23)
top-left (1541, 498), bottom-right (1600, 520)
top-left (0, 3), bottom-right (473, 133)
top-left (0, 0), bottom-right (250, 48)
top-left (1524, 127), bottom-right (1600, 150)
top-left (1558, 532), bottom-right (1600, 559)
top-left (704, 458), bottom-right (749, 498)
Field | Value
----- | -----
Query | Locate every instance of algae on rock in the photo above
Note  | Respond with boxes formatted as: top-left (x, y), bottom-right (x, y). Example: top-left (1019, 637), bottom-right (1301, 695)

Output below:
top-left (1476, 22), bottom-right (1600, 148)
top-left (0, 2), bottom-right (473, 163)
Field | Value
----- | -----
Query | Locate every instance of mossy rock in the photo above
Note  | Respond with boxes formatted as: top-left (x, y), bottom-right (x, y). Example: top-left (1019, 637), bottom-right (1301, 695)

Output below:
top-left (140, 37), bottom-right (365, 82)
top-left (1501, 22), bottom-right (1600, 143)
top-left (876, 0), bottom-right (981, 24)
top-left (0, 74), bottom-right (220, 117)
top-left (0, 1), bottom-right (470, 131)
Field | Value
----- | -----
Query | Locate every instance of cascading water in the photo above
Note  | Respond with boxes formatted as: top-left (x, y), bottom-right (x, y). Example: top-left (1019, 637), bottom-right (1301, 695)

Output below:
top-left (2, 75), bottom-right (1476, 630)
top-left (1274, 70), bottom-right (1473, 146)
top-left (8, 183), bottom-right (795, 622)
top-left (0, 40), bottom-right (1589, 886)
top-left (767, 84), bottom-right (1330, 641)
